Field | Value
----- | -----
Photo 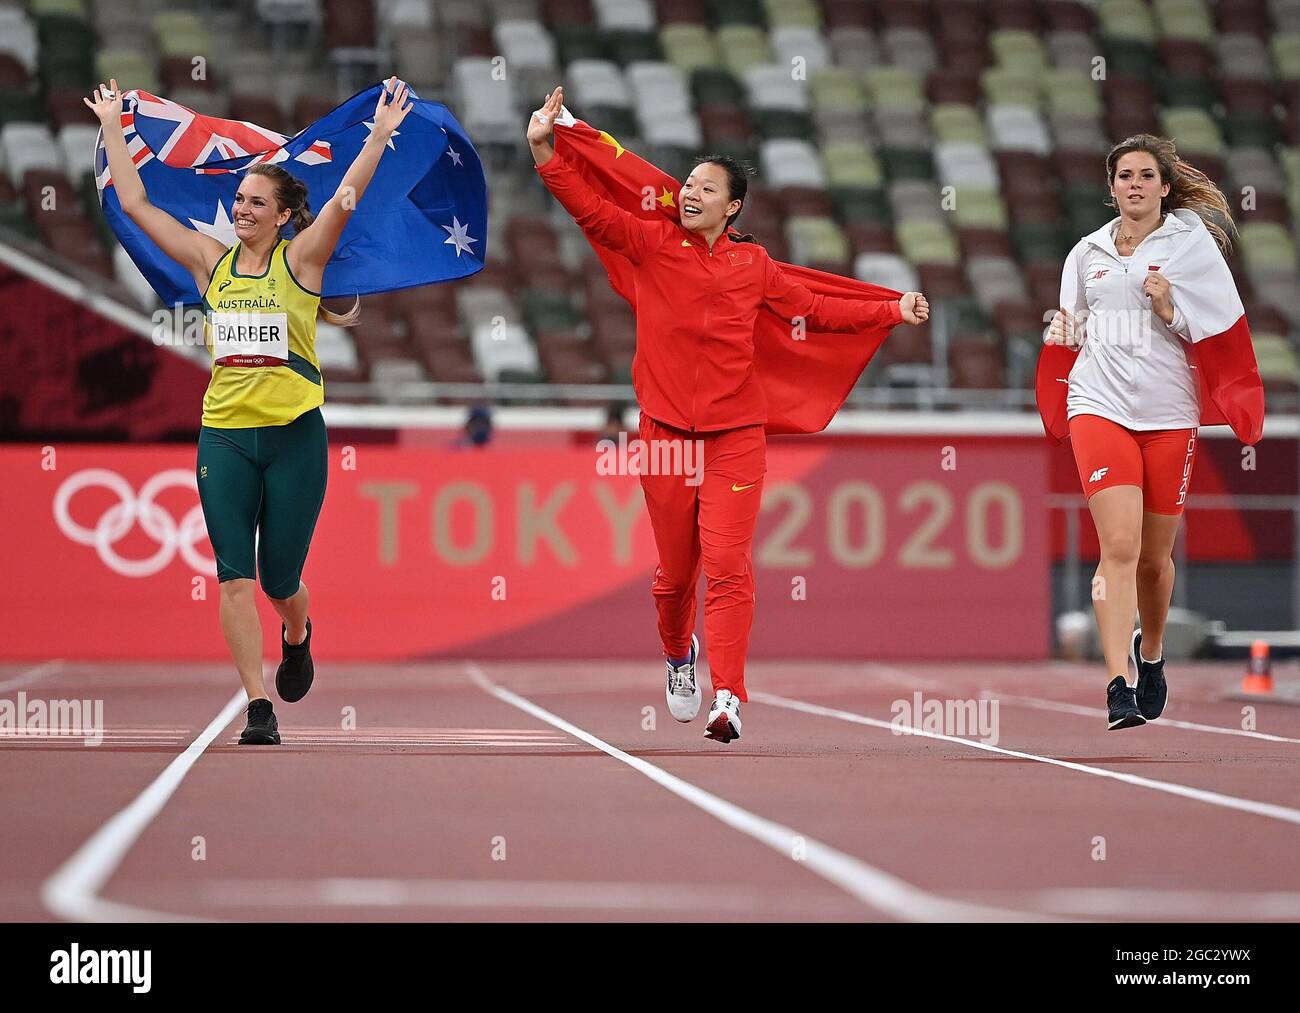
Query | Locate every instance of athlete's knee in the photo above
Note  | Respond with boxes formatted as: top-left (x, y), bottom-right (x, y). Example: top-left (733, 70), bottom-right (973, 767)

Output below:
top-left (1137, 554), bottom-right (1171, 585)
top-left (1098, 530), bottom-right (1141, 567)
top-left (219, 577), bottom-right (256, 600)
top-left (260, 573), bottom-right (302, 600)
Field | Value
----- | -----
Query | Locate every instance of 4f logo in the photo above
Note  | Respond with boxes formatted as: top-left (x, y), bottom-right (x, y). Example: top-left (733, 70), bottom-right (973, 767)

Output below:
top-left (1089, 467), bottom-right (1109, 483)
top-left (1092, 269), bottom-right (1109, 280)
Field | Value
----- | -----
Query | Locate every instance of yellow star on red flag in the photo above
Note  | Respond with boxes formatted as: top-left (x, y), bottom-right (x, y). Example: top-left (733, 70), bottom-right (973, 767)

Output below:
top-left (597, 130), bottom-right (626, 158)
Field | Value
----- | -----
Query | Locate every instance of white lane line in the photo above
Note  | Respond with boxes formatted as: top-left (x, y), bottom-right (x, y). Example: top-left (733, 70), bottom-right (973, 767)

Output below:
top-left (752, 691), bottom-right (1300, 828)
top-left (466, 662), bottom-right (1057, 923)
top-left (41, 689), bottom-right (246, 923)
top-left (190, 878), bottom-right (843, 914)
top-left (989, 691), bottom-right (1300, 745)
top-left (0, 660), bottom-right (64, 691)
top-left (957, 889), bottom-right (1300, 920)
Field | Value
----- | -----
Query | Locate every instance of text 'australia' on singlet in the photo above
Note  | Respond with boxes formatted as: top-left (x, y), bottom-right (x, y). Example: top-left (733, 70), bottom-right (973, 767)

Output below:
top-left (201, 237), bottom-right (324, 428)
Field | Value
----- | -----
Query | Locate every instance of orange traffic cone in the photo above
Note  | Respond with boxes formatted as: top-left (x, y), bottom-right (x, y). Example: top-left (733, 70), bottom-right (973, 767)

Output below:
top-left (1242, 639), bottom-right (1274, 695)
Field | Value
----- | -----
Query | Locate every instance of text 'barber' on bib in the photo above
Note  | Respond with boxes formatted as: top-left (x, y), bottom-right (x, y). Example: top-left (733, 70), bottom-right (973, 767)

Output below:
top-left (210, 312), bottom-right (290, 367)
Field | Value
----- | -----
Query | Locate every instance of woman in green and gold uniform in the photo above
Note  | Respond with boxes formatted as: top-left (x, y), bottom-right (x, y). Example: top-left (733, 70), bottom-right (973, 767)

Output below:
top-left (86, 77), bottom-right (413, 745)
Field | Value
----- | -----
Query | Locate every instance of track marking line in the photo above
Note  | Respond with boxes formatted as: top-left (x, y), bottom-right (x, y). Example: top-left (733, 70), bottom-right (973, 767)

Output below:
top-left (186, 877), bottom-right (846, 914)
top-left (40, 689), bottom-right (246, 923)
top-left (0, 659), bottom-right (64, 691)
top-left (988, 691), bottom-right (1300, 745)
top-left (752, 691), bottom-right (1300, 828)
top-left (466, 662), bottom-right (1058, 923)
top-left (955, 888), bottom-right (1300, 920)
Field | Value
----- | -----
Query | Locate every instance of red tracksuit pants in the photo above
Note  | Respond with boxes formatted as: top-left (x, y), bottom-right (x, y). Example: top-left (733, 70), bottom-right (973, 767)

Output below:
top-left (638, 413), bottom-right (767, 702)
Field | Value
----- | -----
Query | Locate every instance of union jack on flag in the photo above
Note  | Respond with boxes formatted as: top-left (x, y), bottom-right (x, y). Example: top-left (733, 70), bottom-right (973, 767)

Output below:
top-left (96, 81), bottom-right (487, 305)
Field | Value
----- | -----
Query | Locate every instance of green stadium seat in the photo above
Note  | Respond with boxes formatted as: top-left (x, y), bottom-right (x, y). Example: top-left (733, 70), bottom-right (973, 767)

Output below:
top-left (691, 67), bottom-right (744, 107)
top-left (952, 190), bottom-right (1008, 230)
top-left (1153, 0), bottom-right (1214, 43)
top-left (661, 24), bottom-right (721, 73)
top-left (1012, 221), bottom-right (1071, 264)
top-left (755, 109), bottom-right (814, 139)
top-left (30, 0), bottom-right (86, 19)
top-left (823, 140), bottom-right (882, 188)
top-left (1239, 222), bottom-right (1298, 274)
top-left (1043, 69), bottom-right (1102, 116)
top-left (1159, 73), bottom-right (1217, 111)
top-left (555, 26), bottom-right (609, 64)
top-left (896, 218), bottom-right (960, 265)
top-left (717, 25), bottom-right (772, 76)
top-left (989, 30), bottom-right (1048, 73)
top-left (833, 187), bottom-right (891, 225)
top-left (710, 0), bottom-right (764, 26)
top-left (931, 103), bottom-right (986, 144)
top-left (606, 29), bottom-right (664, 64)
top-left (810, 67), bottom-right (865, 114)
top-left (786, 215), bottom-right (850, 264)
top-left (1160, 107), bottom-right (1223, 156)
top-left (864, 66), bottom-right (925, 114)
top-left (880, 148), bottom-right (935, 180)
top-left (1099, 0), bottom-right (1159, 45)
top-left (981, 66), bottom-right (1042, 109)
top-left (1253, 334), bottom-right (1299, 388)
top-left (1273, 34), bottom-right (1300, 79)
top-left (95, 50), bottom-right (160, 95)
top-left (764, 0), bottom-right (821, 29)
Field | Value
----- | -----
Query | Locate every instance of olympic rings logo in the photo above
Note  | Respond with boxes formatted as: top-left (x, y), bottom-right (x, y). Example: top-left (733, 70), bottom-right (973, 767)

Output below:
top-left (53, 469), bottom-right (217, 578)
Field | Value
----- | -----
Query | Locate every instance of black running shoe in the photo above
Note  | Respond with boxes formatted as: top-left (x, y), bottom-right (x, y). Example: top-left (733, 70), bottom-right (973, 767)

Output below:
top-left (239, 698), bottom-right (280, 745)
top-left (1106, 676), bottom-right (1146, 730)
top-left (1131, 629), bottom-right (1168, 720)
top-left (275, 618), bottom-right (314, 703)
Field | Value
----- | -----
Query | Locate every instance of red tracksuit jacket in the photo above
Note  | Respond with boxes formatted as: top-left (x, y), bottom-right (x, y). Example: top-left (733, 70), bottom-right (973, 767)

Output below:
top-left (536, 153), bottom-right (903, 432)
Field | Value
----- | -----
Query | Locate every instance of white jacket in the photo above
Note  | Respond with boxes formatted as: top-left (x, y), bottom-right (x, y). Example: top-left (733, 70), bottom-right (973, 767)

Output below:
top-left (1060, 210), bottom-right (1211, 430)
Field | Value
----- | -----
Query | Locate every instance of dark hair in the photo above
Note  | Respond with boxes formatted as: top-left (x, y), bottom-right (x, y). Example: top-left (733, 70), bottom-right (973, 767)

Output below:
top-left (242, 163), bottom-right (359, 325)
top-left (1104, 133), bottom-right (1236, 255)
top-left (690, 154), bottom-right (757, 236)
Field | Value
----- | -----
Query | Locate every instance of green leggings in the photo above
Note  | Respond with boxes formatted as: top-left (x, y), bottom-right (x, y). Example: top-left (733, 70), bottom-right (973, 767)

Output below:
top-left (196, 407), bottom-right (328, 599)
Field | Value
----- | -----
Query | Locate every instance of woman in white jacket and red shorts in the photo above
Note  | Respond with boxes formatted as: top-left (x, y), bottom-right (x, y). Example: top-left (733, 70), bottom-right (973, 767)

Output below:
top-left (1046, 133), bottom-right (1250, 730)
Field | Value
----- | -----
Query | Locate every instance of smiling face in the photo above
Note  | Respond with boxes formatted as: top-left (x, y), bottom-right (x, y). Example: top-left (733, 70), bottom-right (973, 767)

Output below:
top-left (1110, 151), bottom-right (1170, 221)
top-left (233, 172), bottom-right (291, 243)
top-left (679, 162), bottom-right (742, 235)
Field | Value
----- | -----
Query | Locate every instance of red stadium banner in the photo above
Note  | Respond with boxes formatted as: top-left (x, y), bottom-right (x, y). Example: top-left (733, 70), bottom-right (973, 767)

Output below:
top-left (0, 440), bottom-right (1049, 661)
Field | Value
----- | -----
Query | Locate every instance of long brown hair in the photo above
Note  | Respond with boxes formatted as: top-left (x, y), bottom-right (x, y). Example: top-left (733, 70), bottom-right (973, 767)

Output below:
top-left (243, 163), bottom-right (360, 326)
top-left (1104, 133), bottom-right (1236, 255)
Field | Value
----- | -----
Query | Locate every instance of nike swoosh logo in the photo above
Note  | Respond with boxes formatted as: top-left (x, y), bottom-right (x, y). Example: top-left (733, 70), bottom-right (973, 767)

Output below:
top-left (681, 239), bottom-right (692, 247)
top-left (731, 483), bottom-right (756, 492)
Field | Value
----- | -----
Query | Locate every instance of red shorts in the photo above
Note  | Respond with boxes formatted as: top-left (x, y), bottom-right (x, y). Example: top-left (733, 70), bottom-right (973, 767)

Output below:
top-left (1069, 414), bottom-right (1197, 515)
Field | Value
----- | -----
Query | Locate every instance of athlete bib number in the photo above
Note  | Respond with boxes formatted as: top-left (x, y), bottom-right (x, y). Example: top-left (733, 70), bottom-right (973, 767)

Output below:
top-left (210, 312), bottom-right (289, 367)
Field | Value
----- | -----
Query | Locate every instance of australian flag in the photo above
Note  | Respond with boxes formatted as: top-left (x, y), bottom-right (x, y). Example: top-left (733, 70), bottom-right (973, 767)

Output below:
top-left (95, 82), bottom-right (487, 305)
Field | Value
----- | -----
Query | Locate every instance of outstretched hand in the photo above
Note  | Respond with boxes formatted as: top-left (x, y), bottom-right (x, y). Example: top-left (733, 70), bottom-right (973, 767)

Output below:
top-left (900, 291), bottom-right (929, 325)
top-left (372, 76), bottom-right (412, 137)
top-left (528, 86), bottom-right (563, 146)
top-left (83, 79), bottom-right (124, 127)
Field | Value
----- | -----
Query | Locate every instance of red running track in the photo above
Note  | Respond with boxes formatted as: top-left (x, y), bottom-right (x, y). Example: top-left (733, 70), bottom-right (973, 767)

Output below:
top-left (2, 656), bottom-right (1299, 922)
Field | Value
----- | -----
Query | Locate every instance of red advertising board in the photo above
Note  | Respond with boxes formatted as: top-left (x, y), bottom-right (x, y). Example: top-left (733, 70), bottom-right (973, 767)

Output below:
top-left (0, 437), bottom-right (1049, 660)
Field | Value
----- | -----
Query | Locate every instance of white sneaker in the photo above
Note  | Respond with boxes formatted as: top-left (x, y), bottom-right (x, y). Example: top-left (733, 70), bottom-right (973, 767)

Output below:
top-left (665, 634), bottom-right (701, 722)
top-left (704, 689), bottom-right (741, 743)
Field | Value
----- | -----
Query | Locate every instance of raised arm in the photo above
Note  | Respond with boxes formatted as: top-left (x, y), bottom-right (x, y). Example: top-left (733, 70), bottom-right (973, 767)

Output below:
top-left (528, 86), bottom-right (663, 264)
top-left (85, 80), bottom-right (227, 293)
top-left (286, 77), bottom-right (413, 289)
top-left (762, 258), bottom-right (923, 332)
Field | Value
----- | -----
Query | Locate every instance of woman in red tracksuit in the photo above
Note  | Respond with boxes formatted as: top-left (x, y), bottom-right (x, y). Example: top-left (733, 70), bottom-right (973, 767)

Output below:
top-left (529, 86), bottom-right (929, 742)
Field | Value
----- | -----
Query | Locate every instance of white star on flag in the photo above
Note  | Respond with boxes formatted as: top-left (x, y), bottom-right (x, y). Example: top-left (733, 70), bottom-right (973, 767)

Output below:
top-left (442, 216), bottom-right (478, 258)
top-left (363, 120), bottom-right (399, 149)
top-left (189, 201), bottom-right (237, 246)
top-left (445, 145), bottom-right (462, 166)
